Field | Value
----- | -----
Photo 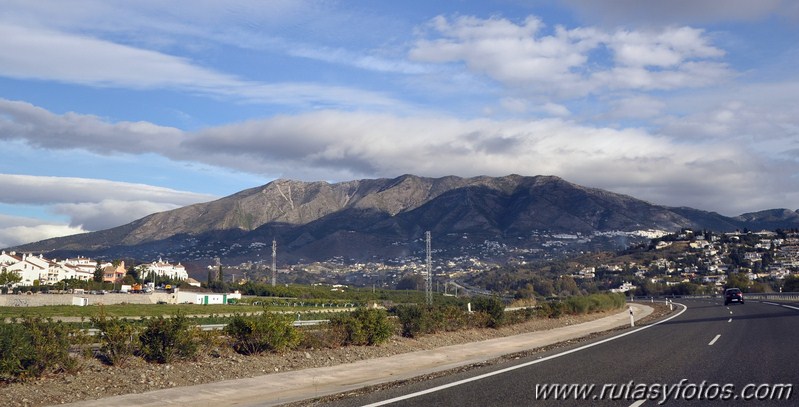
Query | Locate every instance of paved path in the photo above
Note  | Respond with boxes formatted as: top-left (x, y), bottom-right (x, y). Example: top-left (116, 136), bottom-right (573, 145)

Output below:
top-left (66, 304), bottom-right (653, 407)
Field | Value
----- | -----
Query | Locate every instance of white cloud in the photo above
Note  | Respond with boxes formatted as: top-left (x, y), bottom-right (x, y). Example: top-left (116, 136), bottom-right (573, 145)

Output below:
top-left (0, 174), bottom-right (214, 206)
top-left (0, 174), bottom-right (216, 245)
top-left (607, 96), bottom-right (666, 119)
top-left (0, 99), bottom-right (182, 154)
top-left (3, 97), bottom-right (799, 216)
top-left (409, 15), bottom-right (732, 100)
top-left (182, 110), bottom-right (799, 214)
top-left (53, 200), bottom-right (183, 230)
top-left (0, 214), bottom-right (86, 248)
top-left (0, 24), bottom-right (402, 110)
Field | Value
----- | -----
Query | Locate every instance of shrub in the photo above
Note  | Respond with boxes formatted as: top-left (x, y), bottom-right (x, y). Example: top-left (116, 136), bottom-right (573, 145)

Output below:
top-left (91, 307), bottom-right (137, 366)
top-left (139, 313), bottom-right (198, 364)
top-left (393, 304), bottom-right (429, 338)
top-left (537, 301), bottom-right (565, 318)
top-left (224, 312), bottom-right (301, 355)
top-left (436, 305), bottom-right (470, 332)
top-left (0, 317), bottom-right (79, 381)
top-left (329, 308), bottom-right (394, 346)
top-left (471, 297), bottom-right (505, 328)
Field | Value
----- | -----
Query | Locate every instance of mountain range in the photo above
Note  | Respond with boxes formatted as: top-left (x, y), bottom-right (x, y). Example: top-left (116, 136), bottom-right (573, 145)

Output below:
top-left (10, 175), bottom-right (799, 264)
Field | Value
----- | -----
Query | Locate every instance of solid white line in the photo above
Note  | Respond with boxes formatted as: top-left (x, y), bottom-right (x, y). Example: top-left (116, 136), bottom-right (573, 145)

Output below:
top-left (360, 304), bottom-right (689, 407)
top-left (782, 305), bottom-right (799, 311)
top-left (629, 400), bottom-right (647, 407)
top-left (708, 334), bottom-right (721, 346)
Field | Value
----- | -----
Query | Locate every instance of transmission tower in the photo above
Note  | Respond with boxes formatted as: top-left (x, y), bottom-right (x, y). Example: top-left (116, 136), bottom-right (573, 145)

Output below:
top-left (425, 231), bottom-right (432, 306)
top-left (271, 239), bottom-right (277, 287)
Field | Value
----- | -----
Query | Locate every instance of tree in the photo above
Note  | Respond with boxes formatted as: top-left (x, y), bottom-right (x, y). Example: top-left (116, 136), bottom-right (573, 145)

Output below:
top-left (726, 272), bottom-right (750, 292)
top-left (93, 266), bottom-right (104, 283)
top-left (127, 265), bottom-right (140, 283)
top-left (0, 268), bottom-right (22, 292)
top-left (783, 275), bottom-right (799, 293)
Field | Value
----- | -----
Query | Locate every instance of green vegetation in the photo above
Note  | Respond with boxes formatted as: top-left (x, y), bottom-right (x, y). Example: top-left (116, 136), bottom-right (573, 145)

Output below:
top-left (0, 289), bottom-right (629, 382)
top-left (90, 307), bottom-right (137, 366)
top-left (225, 312), bottom-right (302, 354)
top-left (0, 302), bottom-right (336, 320)
top-left (0, 317), bottom-right (80, 382)
top-left (329, 308), bottom-right (394, 346)
top-left (138, 313), bottom-right (198, 364)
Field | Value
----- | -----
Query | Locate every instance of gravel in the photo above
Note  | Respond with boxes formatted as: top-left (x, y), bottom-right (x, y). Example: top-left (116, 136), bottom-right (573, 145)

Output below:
top-left (0, 305), bottom-right (669, 407)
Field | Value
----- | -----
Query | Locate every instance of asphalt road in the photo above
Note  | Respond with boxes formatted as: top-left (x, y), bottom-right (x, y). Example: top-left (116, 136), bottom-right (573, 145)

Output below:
top-left (322, 299), bottom-right (799, 406)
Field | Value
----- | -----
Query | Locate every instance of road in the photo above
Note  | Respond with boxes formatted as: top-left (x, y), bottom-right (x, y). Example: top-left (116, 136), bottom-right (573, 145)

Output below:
top-left (323, 299), bottom-right (798, 406)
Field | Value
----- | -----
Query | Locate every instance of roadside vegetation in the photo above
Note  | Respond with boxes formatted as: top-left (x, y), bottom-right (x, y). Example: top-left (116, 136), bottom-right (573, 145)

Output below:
top-left (0, 292), bottom-right (626, 382)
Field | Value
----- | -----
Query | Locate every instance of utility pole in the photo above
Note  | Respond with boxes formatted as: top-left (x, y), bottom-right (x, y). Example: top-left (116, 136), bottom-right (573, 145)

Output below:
top-left (425, 231), bottom-right (432, 306)
top-left (271, 239), bottom-right (277, 287)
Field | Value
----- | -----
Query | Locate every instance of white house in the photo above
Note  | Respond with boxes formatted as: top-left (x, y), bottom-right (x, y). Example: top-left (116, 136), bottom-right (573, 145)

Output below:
top-left (610, 281), bottom-right (637, 293)
top-left (138, 258), bottom-right (188, 281)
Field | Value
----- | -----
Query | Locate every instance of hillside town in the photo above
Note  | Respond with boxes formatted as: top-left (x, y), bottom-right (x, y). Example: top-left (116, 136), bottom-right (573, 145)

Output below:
top-left (2, 229), bottom-right (798, 296)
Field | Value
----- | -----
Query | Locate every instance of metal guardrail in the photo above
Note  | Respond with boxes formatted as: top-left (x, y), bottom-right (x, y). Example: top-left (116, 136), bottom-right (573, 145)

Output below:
top-left (82, 319), bottom-right (329, 336)
top-left (631, 292), bottom-right (799, 302)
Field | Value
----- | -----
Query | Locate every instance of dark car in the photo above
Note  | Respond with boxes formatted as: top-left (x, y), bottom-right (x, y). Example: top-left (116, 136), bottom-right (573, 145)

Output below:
top-left (724, 288), bottom-right (744, 305)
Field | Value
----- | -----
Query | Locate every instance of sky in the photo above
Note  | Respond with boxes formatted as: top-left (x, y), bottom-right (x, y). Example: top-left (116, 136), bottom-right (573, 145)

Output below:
top-left (1, 0), bottom-right (799, 248)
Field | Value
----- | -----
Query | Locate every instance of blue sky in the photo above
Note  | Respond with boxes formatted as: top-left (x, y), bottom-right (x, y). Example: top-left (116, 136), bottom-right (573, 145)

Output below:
top-left (1, 0), bottom-right (799, 247)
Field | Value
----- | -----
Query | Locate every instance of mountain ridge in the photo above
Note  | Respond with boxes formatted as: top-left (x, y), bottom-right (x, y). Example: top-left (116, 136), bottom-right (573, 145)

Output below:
top-left (9, 174), bottom-right (799, 263)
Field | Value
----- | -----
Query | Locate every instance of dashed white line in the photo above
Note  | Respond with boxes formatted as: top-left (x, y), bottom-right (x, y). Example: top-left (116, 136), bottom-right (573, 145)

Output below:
top-left (708, 334), bottom-right (721, 346)
top-left (629, 399), bottom-right (647, 407)
top-left (782, 305), bottom-right (799, 311)
top-left (763, 302), bottom-right (779, 306)
top-left (728, 318), bottom-right (732, 323)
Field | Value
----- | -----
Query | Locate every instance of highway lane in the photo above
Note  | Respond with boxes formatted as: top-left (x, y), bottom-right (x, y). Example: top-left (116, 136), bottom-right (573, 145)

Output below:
top-left (321, 299), bottom-right (798, 406)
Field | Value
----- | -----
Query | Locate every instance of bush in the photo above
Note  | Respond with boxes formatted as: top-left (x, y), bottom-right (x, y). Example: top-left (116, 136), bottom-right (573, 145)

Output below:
top-left (91, 308), bottom-right (138, 366)
top-left (329, 308), bottom-right (394, 346)
top-left (139, 313), bottom-right (198, 364)
top-left (393, 304), bottom-right (429, 338)
top-left (224, 312), bottom-right (301, 355)
top-left (0, 317), bottom-right (79, 381)
top-left (537, 301), bottom-right (565, 318)
top-left (471, 297), bottom-right (505, 328)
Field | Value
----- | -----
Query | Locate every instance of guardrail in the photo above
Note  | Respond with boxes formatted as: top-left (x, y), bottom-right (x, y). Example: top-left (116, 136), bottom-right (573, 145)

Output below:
top-left (83, 319), bottom-right (329, 336)
top-left (630, 292), bottom-right (799, 302)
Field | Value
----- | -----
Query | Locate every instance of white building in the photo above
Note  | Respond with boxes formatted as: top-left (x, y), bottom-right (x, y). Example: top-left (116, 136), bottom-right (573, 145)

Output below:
top-left (138, 258), bottom-right (189, 281)
top-left (175, 290), bottom-right (241, 304)
top-left (1, 252), bottom-right (96, 287)
top-left (610, 281), bottom-right (637, 293)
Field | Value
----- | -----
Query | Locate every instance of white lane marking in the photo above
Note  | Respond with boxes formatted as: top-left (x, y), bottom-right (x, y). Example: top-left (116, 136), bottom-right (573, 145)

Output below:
top-left (629, 400), bottom-right (647, 407)
top-left (763, 302), bottom-right (779, 306)
top-left (729, 311), bottom-right (733, 314)
top-left (360, 304), bottom-right (689, 407)
top-left (728, 318), bottom-right (732, 323)
top-left (708, 334), bottom-right (721, 346)
top-left (782, 305), bottom-right (799, 311)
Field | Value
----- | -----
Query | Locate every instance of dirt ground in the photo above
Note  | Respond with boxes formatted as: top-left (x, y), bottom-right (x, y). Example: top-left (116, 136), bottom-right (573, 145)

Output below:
top-left (1, 304), bottom-right (671, 407)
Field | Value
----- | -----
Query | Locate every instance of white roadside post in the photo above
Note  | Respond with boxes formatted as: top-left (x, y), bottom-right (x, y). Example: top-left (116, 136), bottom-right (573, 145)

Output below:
top-left (629, 306), bottom-right (634, 327)
top-left (668, 299), bottom-right (673, 311)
